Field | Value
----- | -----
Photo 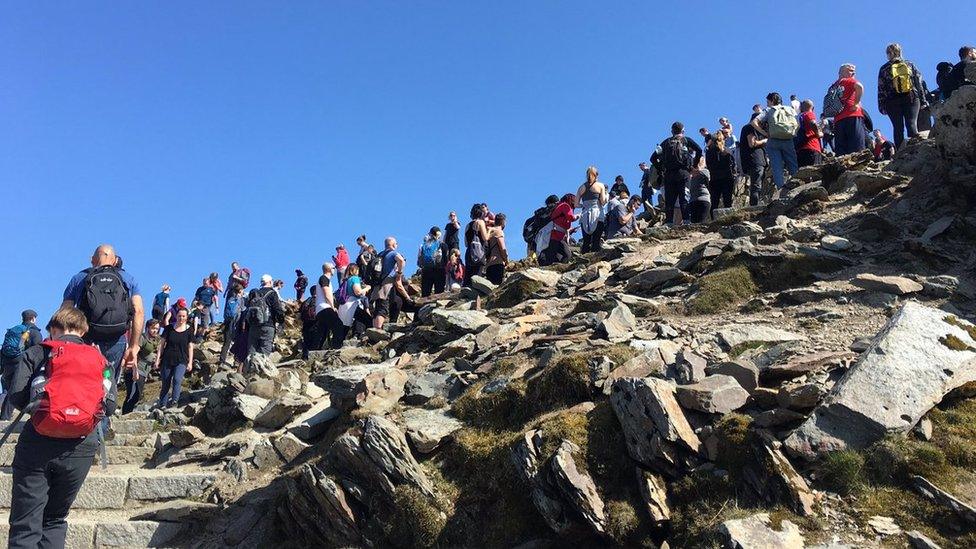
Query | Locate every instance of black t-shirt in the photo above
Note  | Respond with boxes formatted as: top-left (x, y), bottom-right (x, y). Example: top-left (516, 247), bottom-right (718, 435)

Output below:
top-left (444, 222), bottom-right (460, 251)
top-left (739, 124), bottom-right (766, 171)
top-left (161, 325), bottom-right (192, 366)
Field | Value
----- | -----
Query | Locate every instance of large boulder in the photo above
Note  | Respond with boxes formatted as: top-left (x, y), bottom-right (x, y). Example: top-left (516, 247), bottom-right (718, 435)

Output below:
top-left (932, 85), bottom-right (976, 167)
top-left (716, 325), bottom-right (805, 352)
top-left (595, 303), bottom-right (636, 343)
top-left (254, 393), bottom-right (313, 430)
top-left (431, 309), bottom-right (493, 334)
top-left (315, 363), bottom-right (408, 414)
top-left (785, 302), bottom-right (976, 459)
top-left (675, 375), bottom-right (750, 414)
top-left (719, 513), bottom-right (804, 549)
top-left (609, 377), bottom-right (701, 477)
top-left (402, 408), bottom-right (462, 453)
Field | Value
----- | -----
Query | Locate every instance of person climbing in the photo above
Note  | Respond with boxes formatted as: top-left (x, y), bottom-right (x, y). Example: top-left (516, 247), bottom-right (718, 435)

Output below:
top-left (60, 244), bottom-right (142, 425)
top-left (227, 262), bottom-right (251, 296)
top-left (6, 308), bottom-right (110, 549)
top-left (314, 263), bottom-right (343, 350)
top-left (605, 189), bottom-right (642, 238)
top-left (464, 204), bottom-right (490, 285)
top-left (294, 269), bottom-right (308, 301)
top-left (877, 43), bottom-right (927, 149)
top-left (523, 195), bottom-right (559, 259)
top-left (540, 194), bottom-right (578, 266)
top-left (652, 122), bottom-right (702, 225)
top-left (1, 310), bottom-right (44, 420)
top-left (154, 307), bottom-right (193, 408)
top-left (828, 63), bottom-right (867, 156)
top-left (576, 166), bottom-right (608, 253)
top-left (244, 275), bottom-right (285, 355)
top-left (151, 285), bottom-right (170, 323)
top-left (687, 160), bottom-right (712, 223)
top-left (219, 284), bottom-right (245, 366)
top-left (872, 130), bottom-right (895, 161)
top-left (444, 249), bottom-right (465, 291)
top-left (123, 318), bottom-right (160, 415)
top-left (418, 226), bottom-right (446, 297)
top-left (941, 45), bottom-right (976, 100)
top-left (485, 213), bottom-right (509, 285)
top-left (370, 237), bottom-right (405, 330)
top-left (336, 264), bottom-right (372, 343)
top-left (751, 92), bottom-right (798, 192)
top-left (705, 131), bottom-right (736, 215)
top-left (193, 280), bottom-right (217, 334)
top-left (796, 99), bottom-right (824, 167)
top-left (164, 297), bottom-right (187, 327)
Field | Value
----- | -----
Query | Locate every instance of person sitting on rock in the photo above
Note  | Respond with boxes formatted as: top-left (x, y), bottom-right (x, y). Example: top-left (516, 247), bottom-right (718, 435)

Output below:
top-left (606, 189), bottom-right (643, 239)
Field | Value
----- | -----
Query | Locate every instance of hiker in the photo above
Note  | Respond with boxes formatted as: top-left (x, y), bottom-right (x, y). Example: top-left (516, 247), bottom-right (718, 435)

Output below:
top-left (294, 269), bottom-right (308, 301)
top-left (576, 166), bottom-right (608, 253)
top-left (638, 161), bottom-right (658, 210)
top-left (6, 308), bottom-right (110, 549)
top-left (605, 189), bottom-right (642, 238)
top-left (333, 245), bottom-right (350, 277)
top-left (524, 195), bottom-right (559, 259)
top-left (371, 237), bottom-right (405, 330)
top-left (719, 117), bottom-right (737, 152)
top-left (164, 297), bottom-right (187, 327)
top-left (245, 275), bottom-right (285, 355)
top-left (1, 310), bottom-right (43, 421)
top-left (751, 92), bottom-right (798, 191)
top-left (821, 115), bottom-right (835, 153)
top-left (154, 307), bottom-right (193, 408)
top-left (336, 264), bottom-right (372, 342)
top-left (652, 122), bottom-right (702, 225)
top-left (688, 161), bottom-right (712, 224)
top-left (828, 63), bottom-right (867, 156)
top-left (61, 244), bottom-right (142, 420)
top-left (485, 213), bottom-right (509, 285)
top-left (273, 279), bottom-right (285, 296)
top-left (151, 285), bottom-right (170, 323)
top-left (193, 279), bottom-right (218, 334)
top-left (418, 226), bottom-right (446, 297)
top-left (540, 194), bottom-right (578, 266)
top-left (705, 131), bottom-right (736, 214)
top-left (790, 94), bottom-right (801, 112)
top-left (123, 319), bottom-right (160, 415)
top-left (698, 127), bottom-right (712, 149)
top-left (227, 262), bottom-right (251, 296)
top-left (389, 276), bottom-right (421, 324)
top-left (609, 175), bottom-right (629, 198)
top-left (796, 100), bottom-right (825, 167)
top-left (299, 286), bottom-right (318, 358)
top-left (445, 249), bottom-right (465, 291)
top-left (739, 111), bottom-right (768, 206)
top-left (444, 211), bottom-right (461, 253)
top-left (219, 284), bottom-right (245, 366)
top-left (189, 300), bottom-right (208, 343)
top-left (315, 263), bottom-right (343, 350)
top-left (206, 273), bottom-right (222, 324)
top-left (872, 130), bottom-right (896, 161)
top-left (877, 43), bottom-right (927, 149)
top-left (464, 204), bottom-right (490, 285)
top-left (941, 45), bottom-right (976, 100)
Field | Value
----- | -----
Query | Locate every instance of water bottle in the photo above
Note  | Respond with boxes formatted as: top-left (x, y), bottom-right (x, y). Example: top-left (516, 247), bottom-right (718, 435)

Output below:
top-left (102, 367), bottom-right (112, 395)
top-left (29, 368), bottom-right (47, 404)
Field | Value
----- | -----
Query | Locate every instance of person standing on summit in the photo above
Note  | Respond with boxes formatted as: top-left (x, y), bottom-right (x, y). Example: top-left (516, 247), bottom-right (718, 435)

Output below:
top-left (830, 64), bottom-right (867, 156)
top-left (877, 43), bottom-right (927, 149)
top-left (61, 244), bottom-right (144, 419)
top-left (751, 92), bottom-right (799, 192)
top-left (245, 275), bottom-right (285, 355)
top-left (576, 166), bottom-right (608, 254)
top-left (652, 122), bottom-right (702, 225)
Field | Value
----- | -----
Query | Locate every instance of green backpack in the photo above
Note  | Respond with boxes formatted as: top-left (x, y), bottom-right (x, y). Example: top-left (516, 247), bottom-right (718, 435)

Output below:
top-left (768, 105), bottom-right (799, 139)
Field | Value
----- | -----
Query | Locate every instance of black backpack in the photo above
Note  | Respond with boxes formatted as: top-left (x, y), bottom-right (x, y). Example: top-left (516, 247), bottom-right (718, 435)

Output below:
top-left (79, 265), bottom-right (132, 342)
top-left (522, 206), bottom-right (553, 244)
top-left (660, 136), bottom-right (694, 172)
top-left (246, 290), bottom-right (273, 326)
top-left (363, 251), bottom-right (387, 286)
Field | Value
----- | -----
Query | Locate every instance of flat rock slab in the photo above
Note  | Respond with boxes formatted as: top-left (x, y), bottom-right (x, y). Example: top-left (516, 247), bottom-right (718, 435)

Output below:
top-left (128, 473), bottom-right (217, 501)
top-left (717, 325), bottom-right (805, 352)
top-left (851, 273), bottom-right (923, 295)
top-left (402, 408), bottom-right (462, 453)
top-left (95, 521), bottom-right (187, 548)
top-left (720, 513), bottom-right (804, 549)
top-left (675, 375), bottom-right (749, 414)
top-left (786, 302), bottom-right (976, 459)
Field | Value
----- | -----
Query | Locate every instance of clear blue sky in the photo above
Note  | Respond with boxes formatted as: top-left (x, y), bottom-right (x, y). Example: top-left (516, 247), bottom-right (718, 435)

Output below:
top-left (1, 1), bottom-right (972, 327)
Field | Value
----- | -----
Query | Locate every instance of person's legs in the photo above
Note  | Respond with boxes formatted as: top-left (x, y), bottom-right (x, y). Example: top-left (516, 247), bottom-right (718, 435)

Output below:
top-left (767, 140), bottom-right (785, 188)
top-left (433, 268), bottom-right (446, 294)
top-left (688, 200), bottom-right (707, 223)
top-left (219, 319), bottom-right (237, 365)
top-left (783, 143), bottom-right (798, 181)
top-left (326, 310), bottom-right (344, 349)
top-left (905, 98), bottom-right (920, 144)
top-left (662, 178), bottom-right (679, 224)
top-left (199, 308), bottom-right (210, 333)
top-left (247, 325), bottom-right (262, 354)
top-left (315, 310), bottom-right (331, 350)
top-left (676, 175), bottom-right (690, 224)
top-left (259, 325), bottom-right (275, 354)
top-left (887, 101), bottom-right (907, 149)
top-left (8, 453), bottom-right (48, 549)
top-left (167, 363), bottom-right (187, 406)
top-left (121, 367), bottom-right (144, 415)
top-left (748, 165), bottom-right (763, 206)
top-left (420, 268), bottom-right (433, 297)
top-left (39, 451), bottom-right (95, 549)
top-left (811, 151), bottom-right (822, 166)
top-left (157, 364), bottom-right (174, 407)
top-left (720, 176), bottom-right (734, 209)
top-left (486, 264), bottom-right (505, 285)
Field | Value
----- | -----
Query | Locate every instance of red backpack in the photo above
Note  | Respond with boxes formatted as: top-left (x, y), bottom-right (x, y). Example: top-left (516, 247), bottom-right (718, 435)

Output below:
top-left (31, 341), bottom-right (107, 438)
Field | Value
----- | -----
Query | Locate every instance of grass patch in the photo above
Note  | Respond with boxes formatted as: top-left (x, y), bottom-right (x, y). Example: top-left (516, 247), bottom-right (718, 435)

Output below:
top-left (486, 278), bottom-right (544, 309)
top-left (864, 438), bottom-right (952, 487)
top-left (817, 451), bottom-right (866, 495)
top-left (451, 380), bottom-right (528, 429)
top-left (746, 253), bottom-right (846, 293)
top-left (941, 334), bottom-right (976, 352)
top-left (711, 414), bottom-right (751, 480)
top-left (944, 315), bottom-right (976, 342)
top-left (856, 487), bottom-right (976, 548)
top-left (605, 500), bottom-right (640, 544)
top-left (524, 355), bottom-right (592, 417)
top-left (688, 266), bottom-right (758, 315)
top-left (388, 486), bottom-right (448, 549)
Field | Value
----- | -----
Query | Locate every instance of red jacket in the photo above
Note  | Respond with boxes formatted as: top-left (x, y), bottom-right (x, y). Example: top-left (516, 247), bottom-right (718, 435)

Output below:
top-left (550, 202), bottom-right (575, 241)
top-left (333, 248), bottom-right (350, 270)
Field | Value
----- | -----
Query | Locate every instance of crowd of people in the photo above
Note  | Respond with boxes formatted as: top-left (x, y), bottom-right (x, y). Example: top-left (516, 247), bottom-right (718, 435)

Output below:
top-left (0, 42), bottom-right (972, 548)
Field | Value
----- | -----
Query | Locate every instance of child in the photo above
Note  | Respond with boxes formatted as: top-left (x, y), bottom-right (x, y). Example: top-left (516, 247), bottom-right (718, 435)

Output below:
top-left (7, 307), bottom-right (110, 548)
top-left (444, 248), bottom-right (465, 291)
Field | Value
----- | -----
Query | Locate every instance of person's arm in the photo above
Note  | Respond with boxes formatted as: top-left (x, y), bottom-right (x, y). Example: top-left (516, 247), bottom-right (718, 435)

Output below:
top-left (186, 342), bottom-right (194, 373)
top-left (751, 115), bottom-right (767, 137)
top-left (352, 282), bottom-right (367, 297)
top-left (8, 345), bottom-right (43, 411)
top-left (155, 336), bottom-right (166, 371)
top-left (396, 253), bottom-right (406, 277)
top-left (323, 285), bottom-right (335, 308)
top-left (747, 131), bottom-right (766, 148)
top-left (125, 295), bottom-right (144, 366)
top-left (576, 183), bottom-right (586, 205)
top-left (853, 81), bottom-right (864, 108)
top-left (476, 220), bottom-right (489, 244)
top-left (269, 291), bottom-right (285, 320)
top-left (417, 245), bottom-right (424, 268)
top-left (497, 232), bottom-right (508, 262)
top-left (687, 138), bottom-right (703, 167)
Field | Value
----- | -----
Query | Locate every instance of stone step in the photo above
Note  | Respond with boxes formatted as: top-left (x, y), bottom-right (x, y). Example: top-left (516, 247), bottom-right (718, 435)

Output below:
top-left (0, 468), bottom-right (218, 510)
top-left (0, 503), bottom-right (205, 548)
top-left (0, 432), bottom-right (152, 447)
top-left (0, 418), bottom-right (156, 437)
top-left (0, 445), bottom-right (154, 467)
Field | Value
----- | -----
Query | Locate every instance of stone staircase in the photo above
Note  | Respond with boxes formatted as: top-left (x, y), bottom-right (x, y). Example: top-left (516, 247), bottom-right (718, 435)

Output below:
top-left (0, 413), bottom-right (219, 548)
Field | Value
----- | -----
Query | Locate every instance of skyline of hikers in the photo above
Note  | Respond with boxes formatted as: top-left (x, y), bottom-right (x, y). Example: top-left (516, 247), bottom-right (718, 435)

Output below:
top-left (0, 41), bottom-right (972, 548)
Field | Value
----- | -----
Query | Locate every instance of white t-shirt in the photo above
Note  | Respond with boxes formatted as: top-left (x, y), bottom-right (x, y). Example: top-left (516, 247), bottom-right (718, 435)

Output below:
top-left (315, 282), bottom-right (334, 313)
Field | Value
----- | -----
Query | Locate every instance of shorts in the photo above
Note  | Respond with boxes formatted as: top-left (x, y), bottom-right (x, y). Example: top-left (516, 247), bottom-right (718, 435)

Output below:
top-left (372, 298), bottom-right (390, 318)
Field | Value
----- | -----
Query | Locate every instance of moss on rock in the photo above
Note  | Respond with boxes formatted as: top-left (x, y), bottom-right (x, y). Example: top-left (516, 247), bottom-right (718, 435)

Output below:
top-left (817, 451), bottom-right (866, 496)
top-left (687, 266), bottom-right (758, 315)
top-left (389, 485), bottom-right (448, 549)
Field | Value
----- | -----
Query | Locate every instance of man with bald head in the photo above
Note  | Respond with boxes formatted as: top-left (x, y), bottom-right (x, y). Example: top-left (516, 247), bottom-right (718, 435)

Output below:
top-left (61, 244), bottom-right (144, 416)
top-left (370, 236), bottom-right (405, 330)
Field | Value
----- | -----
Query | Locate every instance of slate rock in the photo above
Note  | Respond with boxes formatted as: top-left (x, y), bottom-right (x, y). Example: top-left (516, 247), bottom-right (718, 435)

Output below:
top-left (675, 375), bottom-right (750, 414)
top-left (851, 273), bottom-right (923, 295)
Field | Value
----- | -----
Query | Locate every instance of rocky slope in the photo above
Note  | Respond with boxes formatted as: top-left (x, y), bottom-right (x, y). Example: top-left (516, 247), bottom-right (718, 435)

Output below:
top-left (65, 86), bottom-right (976, 548)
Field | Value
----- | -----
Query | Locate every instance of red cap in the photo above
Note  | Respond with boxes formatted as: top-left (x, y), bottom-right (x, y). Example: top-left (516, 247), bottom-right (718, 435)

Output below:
top-left (176, 297), bottom-right (187, 308)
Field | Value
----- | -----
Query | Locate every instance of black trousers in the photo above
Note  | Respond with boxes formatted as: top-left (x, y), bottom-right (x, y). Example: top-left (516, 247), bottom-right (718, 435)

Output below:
top-left (0, 355), bottom-right (19, 421)
top-left (884, 95), bottom-right (920, 149)
top-left (315, 308), bottom-right (343, 350)
top-left (9, 426), bottom-right (97, 549)
top-left (688, 199), bottom-right (711, 223)
top-left (796, 149), bottom-right (822, 168)
top-left (663, 170), bottom-right (691, 224)
top-left (486, 264), bottom-right (505, 285)
top-left (708, 175), bottom-right (734, 213)
top-left (420, 266), bottom-right (446, 297)
top-left (247, 324), bottom-right (275, 355)
top-left (542, 239), bottom-right (572, 265)
top-left (121, 365), bottom-right (147, 415)
top-left (746, 164), bottom-right (765, 206)
top-left (579, 221), bottom-right (604, 254)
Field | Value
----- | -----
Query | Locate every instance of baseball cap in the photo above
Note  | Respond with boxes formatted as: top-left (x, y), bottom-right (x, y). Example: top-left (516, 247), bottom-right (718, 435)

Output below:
top-left (261, 274), bottom-right (273, 284)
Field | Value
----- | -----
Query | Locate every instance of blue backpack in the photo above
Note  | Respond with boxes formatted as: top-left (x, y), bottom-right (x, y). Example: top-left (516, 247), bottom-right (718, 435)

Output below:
top-left (195, 286), bottom-right (217, 307)
top-left (420, 240), bottom-right (443, 268)
top-left (1, 324), bottom-right (31, 359)
top-left (224, 295), bottom-right (242, 320)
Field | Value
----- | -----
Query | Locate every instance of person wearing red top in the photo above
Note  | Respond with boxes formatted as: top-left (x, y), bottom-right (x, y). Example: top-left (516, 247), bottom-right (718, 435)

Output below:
top-left (796, 100), bottom-right (824, 167)
top-left (332, 245), bottom-right (350, 277)
top-left (832, 64), bottom-right (867, 156)
top-left (540, 194), bottom-right (578, 266)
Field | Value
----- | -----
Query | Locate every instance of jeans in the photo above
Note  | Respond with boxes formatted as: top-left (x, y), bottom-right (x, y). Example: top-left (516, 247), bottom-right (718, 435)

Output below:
top-left (248, 324), bottom-right (276, 355)
top-left (708, 175), bottom-right (734, 213)
top-left (663, 170), bottom-right (691, 224)
top-left (8, 425), bottom-right (98, 549)
top-left (541, 239), bottom-right (572, 265)
top-left (89, 338), bottom-right (125, 425)
top-left (884, 96), bottom-right (920, 149)
top-left (420, 266), bottom-right (446, 297)
top-left (157, 362), bottom-right (187, 407)
top-left (219, 316), bottom-right (239, 366)
top-left (199, 307), bottom-right (211, 333)
top-left (766, 138), bottom-right (798, 189)
top-left (745, 164), bottom-right (765, 206)
top-left (834, 116), bottom-right (866, 156)
top-left (797, 149), bottom-right (822, 168)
